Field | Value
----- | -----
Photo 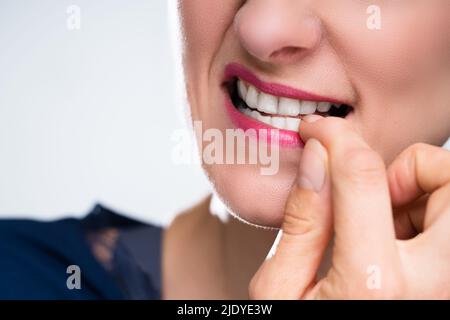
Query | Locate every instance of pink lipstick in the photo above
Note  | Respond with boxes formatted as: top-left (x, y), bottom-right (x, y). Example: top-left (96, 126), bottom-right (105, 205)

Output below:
top-left (223, 63), bottom-right (350, 148)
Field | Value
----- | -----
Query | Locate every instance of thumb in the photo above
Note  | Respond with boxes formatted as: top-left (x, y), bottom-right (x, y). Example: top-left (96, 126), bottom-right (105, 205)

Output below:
top-left (249, 139), bottom-right (332, 299)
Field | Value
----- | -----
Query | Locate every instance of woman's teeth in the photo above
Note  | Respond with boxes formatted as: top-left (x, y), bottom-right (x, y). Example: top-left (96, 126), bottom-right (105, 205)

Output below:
top-left (236, 79), bottom-right (340, 132)
top-left (240, 108), bottom-right (302, 131)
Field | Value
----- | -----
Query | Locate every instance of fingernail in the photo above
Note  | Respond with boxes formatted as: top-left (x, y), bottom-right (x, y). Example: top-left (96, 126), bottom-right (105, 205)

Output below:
top-left (298, 139), bottom-right (327, 192)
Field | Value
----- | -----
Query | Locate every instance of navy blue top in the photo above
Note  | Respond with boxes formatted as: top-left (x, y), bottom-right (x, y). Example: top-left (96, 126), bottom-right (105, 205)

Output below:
top-left (0, 204), bottom-right (162, 300)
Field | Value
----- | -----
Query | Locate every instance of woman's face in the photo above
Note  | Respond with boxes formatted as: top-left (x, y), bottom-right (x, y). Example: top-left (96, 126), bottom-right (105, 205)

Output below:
top-left (179, 0), bottom-right (450, 227)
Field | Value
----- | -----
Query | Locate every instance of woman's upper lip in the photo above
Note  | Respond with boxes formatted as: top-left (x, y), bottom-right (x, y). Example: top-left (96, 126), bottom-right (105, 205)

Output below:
top-left (224, 62), bottom-right (349, 105)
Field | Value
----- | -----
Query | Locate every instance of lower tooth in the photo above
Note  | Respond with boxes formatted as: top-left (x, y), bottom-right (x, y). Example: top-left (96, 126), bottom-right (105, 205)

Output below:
top-left (286, 117), bottom-right (301, 131)
top-left (258, 114), bottom-right (272, 126)
top-left (271, 117), bottom-right (285, 130)
top-left (241, 109), bottom-right (301, 132)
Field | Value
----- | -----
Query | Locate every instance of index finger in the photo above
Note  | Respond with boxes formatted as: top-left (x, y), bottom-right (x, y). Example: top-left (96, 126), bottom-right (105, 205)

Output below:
top-left (299, 116), bottom-right (398, 276)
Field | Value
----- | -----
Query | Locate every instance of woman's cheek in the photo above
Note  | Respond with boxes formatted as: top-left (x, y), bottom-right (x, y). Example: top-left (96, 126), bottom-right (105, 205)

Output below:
top-left (321, 2), bottom-right (449, 88)
top-left (179, 0), bottom-right (241, 72)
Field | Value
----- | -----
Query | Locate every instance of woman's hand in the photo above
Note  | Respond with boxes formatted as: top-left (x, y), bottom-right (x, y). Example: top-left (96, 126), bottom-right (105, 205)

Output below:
top-left (249, 116), bottom-right (450, 299)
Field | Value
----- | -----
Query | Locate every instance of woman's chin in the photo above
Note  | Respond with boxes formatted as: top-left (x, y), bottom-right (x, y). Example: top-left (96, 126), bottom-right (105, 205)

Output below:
top-left (206, 164), bottom-right (296, 228)
top-left (228, 201), bottom-right (285, 229)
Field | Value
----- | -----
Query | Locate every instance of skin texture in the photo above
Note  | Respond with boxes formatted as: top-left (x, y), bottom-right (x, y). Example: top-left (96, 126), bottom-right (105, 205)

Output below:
top-left (166, 0), bottom-right (450, 299)
top-left (179, 0), bottom-right (450, 227)
top-left (250, 117), bottom-right (450, 299)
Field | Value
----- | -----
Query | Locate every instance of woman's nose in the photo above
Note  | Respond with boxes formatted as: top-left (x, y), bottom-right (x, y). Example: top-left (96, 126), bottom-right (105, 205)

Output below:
top-left (234, 0), bottom-right (322, 65)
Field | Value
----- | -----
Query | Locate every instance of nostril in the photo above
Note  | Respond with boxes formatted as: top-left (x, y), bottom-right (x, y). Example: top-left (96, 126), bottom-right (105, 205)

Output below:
top-left (270, 47), bottom-right (302, 60)
top-left (269, 46), bottom-right (310, 64)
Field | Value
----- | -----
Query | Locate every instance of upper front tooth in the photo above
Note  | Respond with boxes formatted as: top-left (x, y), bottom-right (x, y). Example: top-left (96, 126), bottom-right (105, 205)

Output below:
top-left (257, 93), bottom-right (278, 114)
top-left (278, 97), bottom-right (300, 116)
top-left (237, 80), bottom-right (247, 100)
top-left (245, 85), bottom-right (259, 109)
top-left (299, 101), bottom-right (317, 114)
top-left (317, 102), bottom-right (332, 113)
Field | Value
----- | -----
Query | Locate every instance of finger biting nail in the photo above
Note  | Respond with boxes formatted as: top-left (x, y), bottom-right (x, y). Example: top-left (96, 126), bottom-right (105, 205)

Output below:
top-left (303, 115), bottom-right (323, 124)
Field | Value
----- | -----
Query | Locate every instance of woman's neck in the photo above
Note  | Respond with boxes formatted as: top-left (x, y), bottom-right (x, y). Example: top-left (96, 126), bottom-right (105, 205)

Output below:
top-left (162, 196), bottom-right (277, 299)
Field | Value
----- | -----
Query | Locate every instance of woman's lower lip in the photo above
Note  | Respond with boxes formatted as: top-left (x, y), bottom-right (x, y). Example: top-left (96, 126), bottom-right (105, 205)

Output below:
top-left (224, 93), bottom-right (305, 148)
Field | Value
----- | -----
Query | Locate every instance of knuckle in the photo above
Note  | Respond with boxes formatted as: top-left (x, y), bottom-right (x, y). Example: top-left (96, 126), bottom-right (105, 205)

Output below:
top-left (402, 142), bottom-right (428, 164)
top-left (283, 193), bottom-right (316, 236)
top-left (405, 142), bottom-right (444, 165)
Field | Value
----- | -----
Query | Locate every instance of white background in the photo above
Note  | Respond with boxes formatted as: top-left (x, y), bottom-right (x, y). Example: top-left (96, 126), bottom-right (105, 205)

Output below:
top-left (0, 1), bottom-right (448, 225)
top-left (0, 0), bottom-right (210, 225)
